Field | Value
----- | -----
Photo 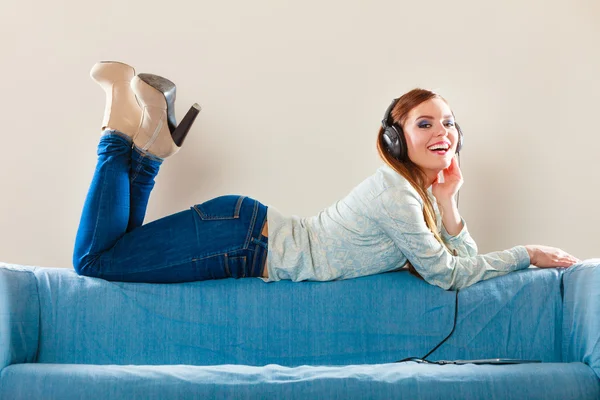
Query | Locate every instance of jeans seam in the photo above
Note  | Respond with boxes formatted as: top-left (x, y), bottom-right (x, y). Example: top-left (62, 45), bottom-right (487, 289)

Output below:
top-left (108, 258), bottom-right (197, 275)
top-left (241, 253), bottom-right (246, 278)
top-left (244, 200), bottom-right (258, 249)
top-left (234, 195), bottom-right (245, 218)
top-left (230, 255), bottom-right (247, 278)
top-left (223, 253), bottom-right (231, 277)
top-left (130, 152), bottom-right (146, 183)
top-left (87, 167), bottom-right (110, 268)
top-left (133, 143), bottom-right (163, 163)
top-left (251, 244), bottom-right (260, 277)
top-left (106, 260), bottom-right (197, 278)
top-left (131, 145), bottom-right (162, 183)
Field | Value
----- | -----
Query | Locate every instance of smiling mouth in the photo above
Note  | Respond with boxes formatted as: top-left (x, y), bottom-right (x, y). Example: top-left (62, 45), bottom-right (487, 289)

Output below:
top-left (428, 148), bottom-right (450, 155)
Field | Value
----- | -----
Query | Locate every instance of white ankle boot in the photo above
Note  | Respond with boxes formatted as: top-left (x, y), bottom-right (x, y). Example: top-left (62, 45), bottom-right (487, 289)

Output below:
top-left (130, 74), bottom-right (200, 159)
top-left (90, 61), bottom-right (142, 137)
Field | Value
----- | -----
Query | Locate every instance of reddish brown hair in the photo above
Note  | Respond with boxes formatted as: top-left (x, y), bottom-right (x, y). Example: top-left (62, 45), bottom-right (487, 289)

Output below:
top-left (375, 88), bottom-right (455, 280)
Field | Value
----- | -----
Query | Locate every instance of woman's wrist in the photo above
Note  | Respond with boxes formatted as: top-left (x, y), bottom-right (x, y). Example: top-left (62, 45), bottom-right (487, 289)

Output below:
top-left (437, 197), bottom-right (456, 209)
top-left (524, 245), bottom-right (536, 265)
top-left (438, 198), bottom-right (463, 236)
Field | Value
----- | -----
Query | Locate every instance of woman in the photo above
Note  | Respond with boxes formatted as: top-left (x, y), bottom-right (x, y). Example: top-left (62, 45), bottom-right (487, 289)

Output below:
top-left (73, 61), bottom-right (580, 290)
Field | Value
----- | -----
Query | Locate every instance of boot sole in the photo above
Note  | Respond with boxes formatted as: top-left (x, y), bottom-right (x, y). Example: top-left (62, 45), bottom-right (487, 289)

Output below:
top-left (137, 73), bottom-right (177, 134)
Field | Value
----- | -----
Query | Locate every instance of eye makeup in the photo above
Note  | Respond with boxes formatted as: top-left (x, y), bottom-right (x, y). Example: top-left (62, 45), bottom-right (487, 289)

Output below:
top-left (417, 120), bottom-right (454, 128)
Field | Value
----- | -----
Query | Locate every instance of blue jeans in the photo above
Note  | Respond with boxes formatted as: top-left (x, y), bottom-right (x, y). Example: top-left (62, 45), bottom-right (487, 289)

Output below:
top-left (72, 130), bottom-right (268, 283)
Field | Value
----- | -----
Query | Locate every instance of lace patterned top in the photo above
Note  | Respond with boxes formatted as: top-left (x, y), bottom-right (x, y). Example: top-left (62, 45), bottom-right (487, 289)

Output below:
top-left (259, 164), bottom-right (530, 290)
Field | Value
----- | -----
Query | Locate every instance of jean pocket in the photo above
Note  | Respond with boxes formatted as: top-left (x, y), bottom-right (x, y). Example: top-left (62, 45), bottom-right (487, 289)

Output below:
top-left (193, 195), bottom-right (246, 221)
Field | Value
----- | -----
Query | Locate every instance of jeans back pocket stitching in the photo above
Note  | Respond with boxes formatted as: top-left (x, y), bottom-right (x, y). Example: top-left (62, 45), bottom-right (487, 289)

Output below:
top-left (234, 195), bottom-right (246, 218)
top-left (191, 205), bottom-right (239, 221)
top-left (191, 195), bottom-right (247, 221)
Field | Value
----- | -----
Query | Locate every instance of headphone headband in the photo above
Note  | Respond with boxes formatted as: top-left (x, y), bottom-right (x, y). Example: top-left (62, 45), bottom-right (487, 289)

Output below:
top-left (382, 98), bottom-right (399, 129)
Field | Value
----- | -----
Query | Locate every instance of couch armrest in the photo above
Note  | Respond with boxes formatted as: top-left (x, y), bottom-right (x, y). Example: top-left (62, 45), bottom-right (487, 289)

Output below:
top-left (0, 263), bottom-right (40, 371)
top-left (562, 259), bottom-right (600, 379)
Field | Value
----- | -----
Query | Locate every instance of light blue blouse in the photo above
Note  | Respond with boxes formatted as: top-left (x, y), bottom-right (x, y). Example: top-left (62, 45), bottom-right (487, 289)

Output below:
top-left (260, 164), bottom-right (531, 290)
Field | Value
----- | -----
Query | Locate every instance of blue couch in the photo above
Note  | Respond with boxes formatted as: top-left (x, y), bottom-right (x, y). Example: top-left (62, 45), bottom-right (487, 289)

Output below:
top-left (1, 260), bottom-right (599, 399)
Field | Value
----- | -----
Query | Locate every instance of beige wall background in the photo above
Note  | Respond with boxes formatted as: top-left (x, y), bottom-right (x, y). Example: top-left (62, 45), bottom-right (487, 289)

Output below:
top-left (0, 0), bottom-right (598, 269)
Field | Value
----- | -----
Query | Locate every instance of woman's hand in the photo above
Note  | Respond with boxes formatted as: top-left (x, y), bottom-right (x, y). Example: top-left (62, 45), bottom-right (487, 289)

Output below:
top-left (432, 155), bottom-right (463, 203)
top-left (525, 245), bottom-right (581, 268)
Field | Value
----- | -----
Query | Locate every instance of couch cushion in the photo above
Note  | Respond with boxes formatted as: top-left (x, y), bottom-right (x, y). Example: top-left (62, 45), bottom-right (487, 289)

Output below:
top-left (0, 264), bottom-right (39, 370)
top-left (562, 261), bottom-right (600, 379)
top-left (1, 362), bottom-right (598, 400)
top-left (32, 266), bottom-right (563, 366)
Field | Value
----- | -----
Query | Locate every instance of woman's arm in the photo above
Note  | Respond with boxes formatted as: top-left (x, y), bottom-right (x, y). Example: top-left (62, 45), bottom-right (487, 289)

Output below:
top-left (375, 185), bottom-right (529, 290)
top-left (438, 199), bottom-right (462, 236)
top-left (432, 157), bottom-right (477, 257)
top-left (436, 198), bottom-right (478, 257)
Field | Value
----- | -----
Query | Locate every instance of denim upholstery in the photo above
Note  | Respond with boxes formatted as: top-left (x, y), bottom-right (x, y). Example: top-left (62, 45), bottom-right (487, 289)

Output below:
top-left (1, 260), bottom-right (599, 399)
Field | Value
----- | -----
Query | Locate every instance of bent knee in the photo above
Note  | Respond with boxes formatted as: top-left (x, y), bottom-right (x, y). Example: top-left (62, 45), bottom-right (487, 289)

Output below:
top-left (72, 253), bottom-right (101, 278)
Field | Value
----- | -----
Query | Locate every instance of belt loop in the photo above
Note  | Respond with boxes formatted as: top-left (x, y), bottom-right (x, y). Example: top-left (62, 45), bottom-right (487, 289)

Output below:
top-left (251, 237), bottom-right (268, 249)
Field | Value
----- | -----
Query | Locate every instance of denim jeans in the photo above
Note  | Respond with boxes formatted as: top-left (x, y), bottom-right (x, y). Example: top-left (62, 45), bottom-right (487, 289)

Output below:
top-left (72, 130), bottom-right (268, 283)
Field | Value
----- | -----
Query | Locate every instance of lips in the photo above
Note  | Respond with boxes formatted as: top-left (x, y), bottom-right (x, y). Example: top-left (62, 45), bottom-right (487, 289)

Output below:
top-left (427, 141), bottom-right (451, 151)
top-left (430, 149), bottom-right (449, 155)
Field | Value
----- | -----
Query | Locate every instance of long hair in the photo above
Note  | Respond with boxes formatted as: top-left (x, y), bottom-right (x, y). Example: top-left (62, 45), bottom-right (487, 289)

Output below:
top-left (375, 88), bottom-right (455, 280)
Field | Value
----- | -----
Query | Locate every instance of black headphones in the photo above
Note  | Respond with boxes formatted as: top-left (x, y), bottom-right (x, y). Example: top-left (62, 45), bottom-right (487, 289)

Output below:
top-left (381, 98), bottom-right (463, 162)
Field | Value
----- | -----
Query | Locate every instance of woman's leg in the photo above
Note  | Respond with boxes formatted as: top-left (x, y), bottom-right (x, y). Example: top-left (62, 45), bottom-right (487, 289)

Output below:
top-left (76, 195), bottom-right (269, 284)
top-left (73, 130), bottom-right (145, 271)
top-left (126, 144), bottom-right (163, 232)
top-left (73, 131), bottom-right (269, 283)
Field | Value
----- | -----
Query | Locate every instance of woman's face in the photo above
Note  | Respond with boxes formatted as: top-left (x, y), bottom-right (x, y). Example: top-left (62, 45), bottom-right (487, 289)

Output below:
top-left (401, 98), bottom-right (458, 184)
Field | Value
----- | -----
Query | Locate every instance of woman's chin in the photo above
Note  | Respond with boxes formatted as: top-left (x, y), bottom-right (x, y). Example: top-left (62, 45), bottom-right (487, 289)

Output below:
top-left (429, 155), bottom-right (452, 167)
top-left (413, 152), bottom-right (453, 171)
top-left (421, 160), bottom-right (451, 175)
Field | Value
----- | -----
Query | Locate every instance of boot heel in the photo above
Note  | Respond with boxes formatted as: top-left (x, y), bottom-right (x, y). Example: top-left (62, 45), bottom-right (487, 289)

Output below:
top-left (172, 103), bottom-right (201, 146)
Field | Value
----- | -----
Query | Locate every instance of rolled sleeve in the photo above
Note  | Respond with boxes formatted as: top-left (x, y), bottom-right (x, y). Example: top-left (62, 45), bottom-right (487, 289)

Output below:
top-left (440, 217), bottom-right (478, 257)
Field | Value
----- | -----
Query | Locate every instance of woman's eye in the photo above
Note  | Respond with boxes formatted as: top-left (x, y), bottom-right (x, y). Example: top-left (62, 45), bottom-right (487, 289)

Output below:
top-left (418, 122), bottom-right (454, 129)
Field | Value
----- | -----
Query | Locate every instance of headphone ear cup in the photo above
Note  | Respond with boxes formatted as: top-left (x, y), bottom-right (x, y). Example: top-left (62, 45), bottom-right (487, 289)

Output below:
top-left (383, 125), bottom-right (405, 161)
top-left (396, 125), bottom-right (407, 161)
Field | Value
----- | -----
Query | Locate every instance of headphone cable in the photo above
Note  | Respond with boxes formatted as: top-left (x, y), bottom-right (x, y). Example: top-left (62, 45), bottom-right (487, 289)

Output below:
top-left (394, 151), bottom-right (462, 364)
top-left (393, 288), bottom-right (459, 364)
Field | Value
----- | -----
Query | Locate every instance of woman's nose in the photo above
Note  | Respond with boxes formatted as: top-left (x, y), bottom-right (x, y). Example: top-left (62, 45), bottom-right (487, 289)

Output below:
top-left (435, 124), bottom-right (450, 136)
